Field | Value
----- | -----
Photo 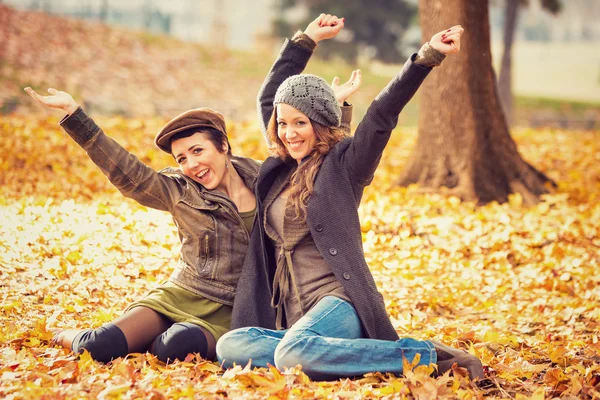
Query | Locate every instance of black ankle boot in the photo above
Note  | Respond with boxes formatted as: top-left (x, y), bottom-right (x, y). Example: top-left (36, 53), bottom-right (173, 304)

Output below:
top-left (431, 340), bottom-right (484, 380)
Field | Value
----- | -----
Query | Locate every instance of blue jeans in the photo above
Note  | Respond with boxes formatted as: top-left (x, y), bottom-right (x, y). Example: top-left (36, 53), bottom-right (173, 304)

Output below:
top-left (217, 296), bottom-right (436, 380)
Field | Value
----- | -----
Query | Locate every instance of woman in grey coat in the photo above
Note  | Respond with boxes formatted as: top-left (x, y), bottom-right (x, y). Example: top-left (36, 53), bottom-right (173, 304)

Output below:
top-left (216, 15), bottom-right (484, 380)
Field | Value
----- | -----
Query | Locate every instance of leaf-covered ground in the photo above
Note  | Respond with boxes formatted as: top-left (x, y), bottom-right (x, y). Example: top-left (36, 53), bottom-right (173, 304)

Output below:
top-left (1, 115), bottom-right (598, 399)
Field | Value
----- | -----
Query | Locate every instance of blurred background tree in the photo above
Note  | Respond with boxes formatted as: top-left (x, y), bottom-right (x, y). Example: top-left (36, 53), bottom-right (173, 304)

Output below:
top-left (398, 0), bottom-right (556, 205)
top-left (273, 0), bottom-right (416, 63)
top-left (498, 0), bottom-right (562, 124)
top-left (99, 0), bottom-right (109, 22)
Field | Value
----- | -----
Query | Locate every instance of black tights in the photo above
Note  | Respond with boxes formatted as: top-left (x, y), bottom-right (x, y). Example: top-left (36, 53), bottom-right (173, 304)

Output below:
top-left (71, 307), bottom-right (216, 363)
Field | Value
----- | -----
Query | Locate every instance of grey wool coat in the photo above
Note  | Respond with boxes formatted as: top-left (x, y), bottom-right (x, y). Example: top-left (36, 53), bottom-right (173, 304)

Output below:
top-left (230, 38), bottom-right (432, 340)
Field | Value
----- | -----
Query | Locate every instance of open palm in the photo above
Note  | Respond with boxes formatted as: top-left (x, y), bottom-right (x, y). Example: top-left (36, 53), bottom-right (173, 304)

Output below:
top-left (331, 70), bottom-right (362, 105)
top-left (24, 87), bottom-right (79, 114)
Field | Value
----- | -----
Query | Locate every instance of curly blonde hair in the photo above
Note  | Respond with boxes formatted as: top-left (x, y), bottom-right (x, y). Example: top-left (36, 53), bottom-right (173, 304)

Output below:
top-left (267, 109), bottom-right (345, 221)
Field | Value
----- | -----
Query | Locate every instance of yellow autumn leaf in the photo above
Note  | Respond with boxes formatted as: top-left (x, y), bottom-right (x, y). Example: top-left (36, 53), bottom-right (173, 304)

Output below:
top-left (378, 380), bottom-right (407, 395)
top-left (515, 387), bottom-right (546, 400)
top-left (549, 346), bottom-right (570, 367)
top-left (78, 350), bottom-right (95, 374)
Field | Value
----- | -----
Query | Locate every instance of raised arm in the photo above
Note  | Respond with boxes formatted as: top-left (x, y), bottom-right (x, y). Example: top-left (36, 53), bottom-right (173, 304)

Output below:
top-left (331, 69), bottom-right (362, 135)
top-left (24, 87), bottom-right (182, 211)
top-left (342, 25), bottom-right (464, 185)
top-left (257, 14), bottom-right (345, 143)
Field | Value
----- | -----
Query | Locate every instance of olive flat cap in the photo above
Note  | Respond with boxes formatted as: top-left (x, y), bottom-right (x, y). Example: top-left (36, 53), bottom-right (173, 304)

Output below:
top-left (155, 108), bottom-right (227, 153)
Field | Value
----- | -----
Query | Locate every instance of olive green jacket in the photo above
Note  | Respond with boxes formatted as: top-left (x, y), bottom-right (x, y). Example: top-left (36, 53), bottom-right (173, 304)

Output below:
top-left (60, 108), bottom-right (260, 305)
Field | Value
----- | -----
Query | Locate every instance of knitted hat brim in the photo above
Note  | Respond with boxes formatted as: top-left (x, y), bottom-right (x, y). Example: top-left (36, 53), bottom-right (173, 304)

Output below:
top-left (273, 74), bottom-right (341, 128)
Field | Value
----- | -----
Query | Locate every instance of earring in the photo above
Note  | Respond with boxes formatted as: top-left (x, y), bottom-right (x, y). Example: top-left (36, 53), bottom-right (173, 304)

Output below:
top-left (225, 159), bottom-right (229, 170)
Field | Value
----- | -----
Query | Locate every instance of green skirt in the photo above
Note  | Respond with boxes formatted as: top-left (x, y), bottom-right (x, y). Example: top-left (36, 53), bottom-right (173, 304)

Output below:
top-left (126, 281), bottom-right (232, 341)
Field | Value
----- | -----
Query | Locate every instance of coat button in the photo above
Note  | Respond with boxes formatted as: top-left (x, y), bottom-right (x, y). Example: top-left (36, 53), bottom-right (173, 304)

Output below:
top-left (329, 248), bottom-right (337, 256)
top-left (315, 224), bottom-right (324, 232)
top-left (343, 272), bottom-right (351, 280)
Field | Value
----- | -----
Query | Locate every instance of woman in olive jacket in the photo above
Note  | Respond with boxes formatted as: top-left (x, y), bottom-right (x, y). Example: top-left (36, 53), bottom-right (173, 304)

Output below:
top-left (217, 16), bottom-right (484, 380)
top-left (23, 89), bottom-right (259, 363)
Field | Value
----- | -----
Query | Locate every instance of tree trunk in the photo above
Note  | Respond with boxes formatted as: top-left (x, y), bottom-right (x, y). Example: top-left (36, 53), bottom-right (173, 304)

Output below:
top-left (399, 0), bottom-right (555, 205)
top-left (498, 0), bottom-right (519, 125)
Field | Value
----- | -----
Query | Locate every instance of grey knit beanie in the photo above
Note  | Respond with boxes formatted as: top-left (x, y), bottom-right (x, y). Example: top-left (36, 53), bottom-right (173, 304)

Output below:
top-left (274, 74), bottom-right (341, 128)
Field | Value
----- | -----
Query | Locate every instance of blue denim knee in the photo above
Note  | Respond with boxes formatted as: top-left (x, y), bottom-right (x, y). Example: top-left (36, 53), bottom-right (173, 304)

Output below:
top-left (217, 327), bottom-right (279, 368)
top-left (273, 335), bottom-right (308, 371)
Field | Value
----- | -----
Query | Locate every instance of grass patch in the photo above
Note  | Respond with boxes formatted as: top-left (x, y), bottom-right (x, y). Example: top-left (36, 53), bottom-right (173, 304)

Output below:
top-left (515, 95), bottom-right (600, 113)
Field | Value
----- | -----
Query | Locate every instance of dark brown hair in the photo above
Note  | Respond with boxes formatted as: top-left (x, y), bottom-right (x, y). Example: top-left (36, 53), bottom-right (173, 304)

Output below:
top-left (169, 128), bottom-right (232, 156)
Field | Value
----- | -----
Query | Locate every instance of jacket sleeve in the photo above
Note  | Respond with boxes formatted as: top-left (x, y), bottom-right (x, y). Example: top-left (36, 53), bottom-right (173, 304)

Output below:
top-left (60, 108), bottom-right (183, 211)
top-left (342, 54), bottom-right (432, 186)
top-left (256, 33), bottom-right (315, 145)
top-left (339, 103), bottom-right (353, 136)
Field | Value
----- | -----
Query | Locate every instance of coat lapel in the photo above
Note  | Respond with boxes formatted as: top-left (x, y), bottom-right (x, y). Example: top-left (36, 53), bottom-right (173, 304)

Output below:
top-left (256, 157), bottom-right (289, 200)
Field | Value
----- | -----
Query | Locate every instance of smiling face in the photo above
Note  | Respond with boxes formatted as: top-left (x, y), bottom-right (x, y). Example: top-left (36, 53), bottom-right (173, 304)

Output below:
top-left (276, 103), bottom-right (317, 163)
top-left (171, 131), bottom-right (228, 190)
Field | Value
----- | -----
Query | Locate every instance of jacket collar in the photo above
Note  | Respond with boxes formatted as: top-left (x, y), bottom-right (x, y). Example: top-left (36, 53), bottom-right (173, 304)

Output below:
top-left (256, 157), bottom-right (293, 200)
top-left (231, 155), bottom-right (260, 189)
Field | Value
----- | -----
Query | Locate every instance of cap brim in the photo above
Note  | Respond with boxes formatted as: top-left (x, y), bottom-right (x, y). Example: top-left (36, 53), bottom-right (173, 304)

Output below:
top-left (156, 123), bottom-right (226, 153)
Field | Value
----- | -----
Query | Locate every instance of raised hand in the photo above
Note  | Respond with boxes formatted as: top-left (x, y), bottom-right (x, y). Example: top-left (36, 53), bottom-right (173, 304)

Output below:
top-left (24, 87), bottom-right (79, 115)
top-left (331, 69), bottom-right (362, 106)
top-left (304, 13), bottom-right (345, 44)
top-left (430, 25), bottom-right (464, 55)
